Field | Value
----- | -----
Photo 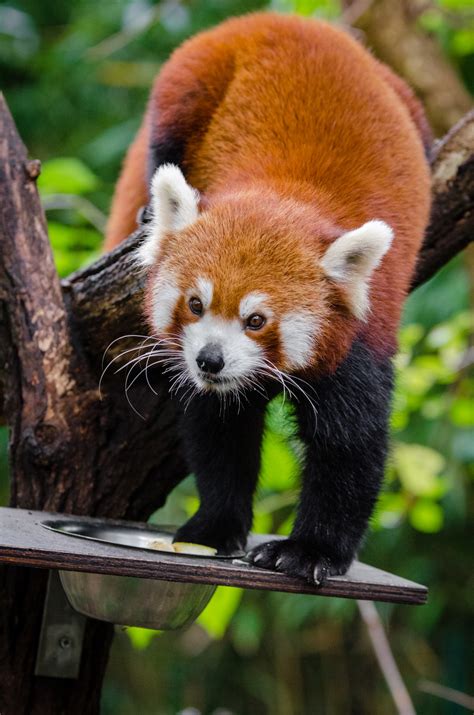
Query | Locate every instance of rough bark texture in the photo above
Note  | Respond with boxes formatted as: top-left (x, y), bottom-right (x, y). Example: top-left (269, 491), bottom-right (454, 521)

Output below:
top-left (0, 94), bottom-right (187, 715)
top-left (412, 110), bottom-right (474, 288)
top-left (0, 86), bottom-right (473, 715)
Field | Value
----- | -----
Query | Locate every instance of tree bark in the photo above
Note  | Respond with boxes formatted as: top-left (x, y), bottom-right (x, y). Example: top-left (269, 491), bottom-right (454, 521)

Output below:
top-left (0, 89), bottom-right (473, 714)
top-left (412, 110), bottom-right (474, 288)
top-left (0, 94), bottom-right (187, 715)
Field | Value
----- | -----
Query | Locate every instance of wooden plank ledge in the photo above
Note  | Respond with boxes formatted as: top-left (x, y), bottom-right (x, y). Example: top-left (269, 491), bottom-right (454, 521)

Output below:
top-left (0, 508), bottom-right (427, 605)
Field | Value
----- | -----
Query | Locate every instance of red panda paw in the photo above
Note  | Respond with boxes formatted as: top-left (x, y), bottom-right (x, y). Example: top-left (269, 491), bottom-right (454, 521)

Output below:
top-left (247, 539), bottom-right (350, 587)
top-left (174, 514), bottom-right (248, 555)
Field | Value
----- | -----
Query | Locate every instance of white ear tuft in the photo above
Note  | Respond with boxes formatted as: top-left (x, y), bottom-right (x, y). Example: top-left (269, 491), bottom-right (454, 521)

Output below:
top-left (137, 164), bottom-right (200, 268)
top-left (320, 220), bottom-right (393, 320)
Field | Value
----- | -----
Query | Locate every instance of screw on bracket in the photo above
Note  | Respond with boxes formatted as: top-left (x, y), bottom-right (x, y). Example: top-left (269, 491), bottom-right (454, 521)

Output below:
top-left (35, 571), bottom-right (86, 679)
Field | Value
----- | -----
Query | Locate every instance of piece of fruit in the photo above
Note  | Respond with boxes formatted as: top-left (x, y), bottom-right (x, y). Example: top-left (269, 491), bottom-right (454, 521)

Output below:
top-left (148, 539), bottom-right (175, 552)
top-left (172, 542), bottom-right (217, 556)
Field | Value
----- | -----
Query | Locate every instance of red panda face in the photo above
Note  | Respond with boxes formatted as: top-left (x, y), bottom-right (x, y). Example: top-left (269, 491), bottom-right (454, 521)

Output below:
top-left (139, 165), bottom-right (393, 395)
top-left (145, 222), bottom-right (327, 394)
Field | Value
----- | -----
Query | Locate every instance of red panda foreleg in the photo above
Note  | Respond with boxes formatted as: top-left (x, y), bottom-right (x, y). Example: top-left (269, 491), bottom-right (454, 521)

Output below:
top-left (248, 339), bottom-right (392, 583)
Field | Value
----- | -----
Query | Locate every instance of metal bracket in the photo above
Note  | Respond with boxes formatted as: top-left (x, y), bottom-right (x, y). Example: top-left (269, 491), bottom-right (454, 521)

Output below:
top-left (35, 570), bottom-right (86, 679)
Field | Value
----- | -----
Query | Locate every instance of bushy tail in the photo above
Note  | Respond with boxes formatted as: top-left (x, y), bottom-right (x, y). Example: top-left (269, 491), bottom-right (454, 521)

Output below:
top-left (104, 119), bottom-right (149, 251)
top-left (377, 60), bottom-right (434, 159)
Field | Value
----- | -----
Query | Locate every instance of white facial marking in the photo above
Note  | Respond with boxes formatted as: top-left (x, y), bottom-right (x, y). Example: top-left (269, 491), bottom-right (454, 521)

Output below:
top-left (195, 277), bottom-right (213, 309)
top-left (137, 164), bottom-right (200, 268)
top-left (320, 220), bottom-right (393, 320)
top-left (152, 271), bottom-right (180, 333)
top-left (239, 291), bottom-right (272, 320)
top-left (182, 312), bottom-right (263, 392)
top-left (280, 311), bottom-right (319, 369)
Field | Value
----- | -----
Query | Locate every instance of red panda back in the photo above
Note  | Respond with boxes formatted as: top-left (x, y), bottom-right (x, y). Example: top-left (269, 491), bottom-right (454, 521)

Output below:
top-left (106, 13), bottom-right (431, 356)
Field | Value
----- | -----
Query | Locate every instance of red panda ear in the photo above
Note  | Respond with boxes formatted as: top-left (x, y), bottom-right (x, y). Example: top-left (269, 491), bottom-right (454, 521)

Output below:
top-left (137, 164), bottom-right (200, 267)
top-left (320, 220), bottom-right (393, 320)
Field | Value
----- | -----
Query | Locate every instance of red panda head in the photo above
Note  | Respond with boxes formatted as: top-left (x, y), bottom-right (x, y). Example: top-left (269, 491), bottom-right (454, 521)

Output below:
top-left (138, 165), bottom-right (393, 394)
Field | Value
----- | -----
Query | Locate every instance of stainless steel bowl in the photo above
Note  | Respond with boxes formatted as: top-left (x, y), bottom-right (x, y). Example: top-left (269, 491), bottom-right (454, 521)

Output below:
top-left (59, 570), bottom-right (216, 630)
top-left (41, 520), bottom-right (243, 631)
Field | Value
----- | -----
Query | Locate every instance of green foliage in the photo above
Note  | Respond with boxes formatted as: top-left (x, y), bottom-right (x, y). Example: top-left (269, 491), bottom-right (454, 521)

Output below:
top-left (38, 157), bottom-right (100, 195)
top-left (270, 0), bottom-right (340, 18)
top-left (198, 586), bottom-right (244, 639)
top-left (37, 158), bottom-right (103, 276)
top-left (418, 0), bottom-right (474, 92)
top-left (371, 310), bottom-right (474, 535)
top-left (125, 626), bottom-right (161, 650)
top-left (48, 222), bottom-right (101, 276)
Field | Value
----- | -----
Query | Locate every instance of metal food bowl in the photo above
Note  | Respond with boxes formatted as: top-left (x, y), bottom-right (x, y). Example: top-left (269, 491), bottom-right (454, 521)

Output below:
top-left (59, 570), bottom-right (216, 631)
top-left (42, 520), bottom-right (244, 631)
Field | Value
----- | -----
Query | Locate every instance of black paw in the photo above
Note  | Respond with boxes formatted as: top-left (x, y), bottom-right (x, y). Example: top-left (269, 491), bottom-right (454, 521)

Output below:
top-left (247, 539), bottom-right (350, 586)
top-left (174, 515), bottom-right (247, 555)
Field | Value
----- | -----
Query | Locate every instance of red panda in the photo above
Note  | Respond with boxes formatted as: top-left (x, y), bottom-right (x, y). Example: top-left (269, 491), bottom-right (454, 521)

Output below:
top-left (106, 13), bottom-right (431, 584)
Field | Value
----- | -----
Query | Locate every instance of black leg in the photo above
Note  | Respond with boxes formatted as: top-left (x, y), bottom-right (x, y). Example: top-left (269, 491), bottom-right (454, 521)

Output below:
top-left (248, 339), bottom-right (393, 584)
top-left (174, 392), bottom-right (266, 553)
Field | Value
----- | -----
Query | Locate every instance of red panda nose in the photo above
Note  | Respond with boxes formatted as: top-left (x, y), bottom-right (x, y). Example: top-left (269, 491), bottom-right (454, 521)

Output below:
top-left (196, 343), bottom-right (225, 375)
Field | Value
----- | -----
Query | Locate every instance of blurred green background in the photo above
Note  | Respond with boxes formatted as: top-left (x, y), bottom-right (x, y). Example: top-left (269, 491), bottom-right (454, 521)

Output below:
top-left (1, 0), bottom-right (473, 713)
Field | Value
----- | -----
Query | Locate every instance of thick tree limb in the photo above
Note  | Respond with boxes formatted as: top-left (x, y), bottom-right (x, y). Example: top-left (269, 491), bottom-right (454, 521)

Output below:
top-left (412, 110), bottom-right (474, 288)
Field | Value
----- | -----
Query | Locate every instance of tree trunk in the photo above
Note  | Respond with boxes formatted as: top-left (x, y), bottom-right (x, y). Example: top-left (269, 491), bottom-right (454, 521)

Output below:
top-left (0, 94), bottom-right (187, 714)
top-left (0, 89), bottom-right (472, 714)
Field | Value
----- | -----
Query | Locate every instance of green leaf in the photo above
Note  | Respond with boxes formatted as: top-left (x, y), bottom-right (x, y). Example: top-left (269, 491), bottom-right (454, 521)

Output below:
top-left (400, 366), bottom-right (436, 397)
top-left (394, 443), bottom-right (446, 497)
top-left (259, 430), bottom-right (299, 492)
top-left (183, 495), bottom-right (199, 518)
top-left (373, 492), bottom-right (407, 529)
top-left (197, 586), bottom-right (243, 639)
top-left (48, 221), bottom-right (102, 251)
top-left (38, 157), bottom-right (100, 195)
top-left (409, 500), bottom-right (444, 533)
top-left (270, 0), bottom-right (340, 19)
top-left (265, 395), bottom-right (297, 438)
top-left (439, 0), bottom-right (474, 9)
top-left (252, 510), bottom-right (273, 534)
top-left (125, 626), bottom-right (160, 650)
top-left (421, 396), bottom-right (448, 420)
top-left (413, 355), bottom-right (454, 383)
top-left (450, 397), bottom-right (474, 427)
top-left (399, 323), bottom-right (424, 350)
top-left (452, 28), bottom-right (474, 56)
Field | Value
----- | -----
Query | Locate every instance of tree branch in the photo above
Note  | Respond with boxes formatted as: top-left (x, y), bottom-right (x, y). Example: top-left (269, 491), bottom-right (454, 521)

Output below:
top-left (358, 600), bottom-right (416, 715)
top-left (411, 110), bottom-right (474, 288)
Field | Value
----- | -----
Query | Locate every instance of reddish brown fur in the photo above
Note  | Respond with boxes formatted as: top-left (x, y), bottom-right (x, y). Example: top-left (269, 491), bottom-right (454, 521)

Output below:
top-left (105, 120), bottom-right (150, 249)
top-left (107, 13), bottom-right (431, 369)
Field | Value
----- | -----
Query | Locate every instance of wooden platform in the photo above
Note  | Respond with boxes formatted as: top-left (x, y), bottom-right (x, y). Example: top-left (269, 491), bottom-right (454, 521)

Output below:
top-left (0, 508), bottom-right (427, 605)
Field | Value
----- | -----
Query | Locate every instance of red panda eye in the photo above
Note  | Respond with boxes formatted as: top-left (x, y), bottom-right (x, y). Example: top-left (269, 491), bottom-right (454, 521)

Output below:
top-left (189, 297), bottom-right (203, 316)
top-left (246, 314), bottom-right (265, 330)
